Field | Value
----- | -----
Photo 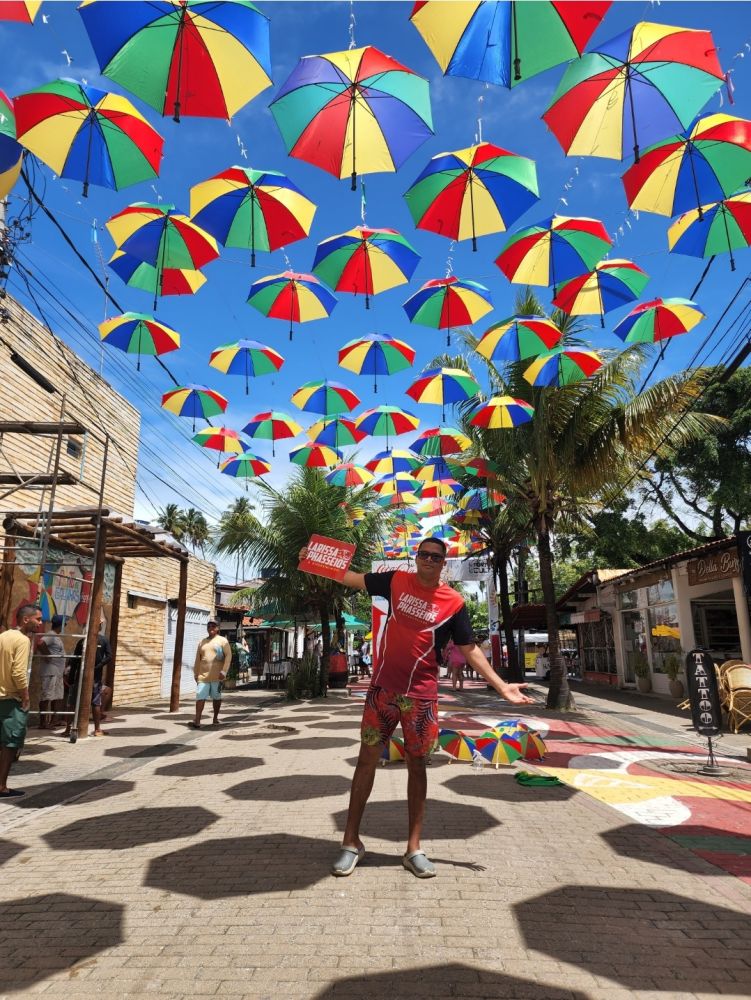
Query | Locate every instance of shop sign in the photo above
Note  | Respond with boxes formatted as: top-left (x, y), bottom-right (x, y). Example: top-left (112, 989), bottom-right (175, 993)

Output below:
top-left (687, 549), bottom-right (740, 587)
top-left (685, 648), bottom-right (722, 736)
top-left (738, 531), bottom-right (751, 599)
top-left (567, 609), bottom-right (601, 625)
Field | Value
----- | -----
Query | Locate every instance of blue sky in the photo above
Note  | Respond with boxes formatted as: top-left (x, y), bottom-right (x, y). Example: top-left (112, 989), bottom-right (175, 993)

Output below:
top-left (3, 1), bottom-right (751, 565)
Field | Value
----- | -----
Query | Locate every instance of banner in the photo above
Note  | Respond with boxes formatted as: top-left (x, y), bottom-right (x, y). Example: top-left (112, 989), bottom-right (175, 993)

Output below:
top-left (685, 648), bottom-right (723, 737)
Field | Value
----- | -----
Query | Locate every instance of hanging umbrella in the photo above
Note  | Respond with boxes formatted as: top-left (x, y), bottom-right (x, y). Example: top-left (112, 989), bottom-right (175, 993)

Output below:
top-left (496, 215), bottom-right (612, 289)
top-left (523, 349), bottom-right (603, 387)
top-left (476, 315), bottom-right (562, 364)
top-left (374, 474), bottom-right (423, 508)
top-left (458, 487), bottom-right (506, 511)
top-left (612, 298), bottom-right (704, 344)
top-left (161, 384), bottom-right (228, 432)
top-left (0, 90), bottom-right (22, 200)
top-left (668, 192), bottom-right (751, 272)
top-left (312, 226), bottom-right (420, 309)
top-left (470, 395), bottom-right (534, 429)
top-left (270, 45), bottom-right (433, 190)
top-left (79, 0), bottom-right (272, 123)
top-left (325, 463), bottom-right (374, 487)
top-left (414, 457), bottom-right (461, 484)
top-left (291, 379), bottom-right (361, 417)
top-left (410, 1), bottom-right (611, 87)
top-left (193, 426), bottom-right (245, 466)
top-left (247, 270), bottom-right (337, 340)
top-left (403, 277), bottom-right (493, 346)
top-left (0, 2), bottom-right (42, 23)
top-left (242, 411), bottom-right (302, 458)
top-left (404, 142), bottom-right (539, 250)
top-left (190, 165), bottom-right (315, 268)
top-left (417, 498), bottom-right (457, 518)
top-left (338, 332), bottom-right (415, 393)
top-left (306, 416), bottom-right (366, 449)
top-left (406, 367), bottom-right (480, 422)
top-left (420, 479), bottom-right (463, 500)
top-left (552, 259), bottom-right (649, 327)
top-left (365, 449), bottom-right (422, 476)
top-left (108, 249), bottom-right (207, 299)
top-left (219, 451), bottom-right (271, 488)
top-left (461, 457), bottom-right (501, 478)
top-left (542, 21), bottom-right (724, 162)
top-left (98, 311), bottom-right (179, 370)
top-left (474, 734), bottom-right (523, 768)
top-left (380, 735), bottom-right (406, 763)
top-left (410, 426), bottom-right (470, 457)
top-left (209, 339), bottom-right (284, 395)
top-left (289, 442), bottom-right (342, 468)
top-left (14, 79), bottom-right (163, 198)
top-left (355, 405), bottom-right (420, 449)
top-left (438, 729), bottom-right (476, 762)
top-left (622, 114), bottom-right (751, 219)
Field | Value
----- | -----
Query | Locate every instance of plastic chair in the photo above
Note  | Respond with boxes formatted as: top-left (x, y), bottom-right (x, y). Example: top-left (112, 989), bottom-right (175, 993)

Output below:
top-left (725, 665), bottom-right (751, 733)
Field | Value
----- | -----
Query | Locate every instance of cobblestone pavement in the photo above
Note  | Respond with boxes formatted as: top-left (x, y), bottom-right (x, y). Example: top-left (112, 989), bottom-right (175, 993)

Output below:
top-left (1, 681), bottom-right (750, 1000)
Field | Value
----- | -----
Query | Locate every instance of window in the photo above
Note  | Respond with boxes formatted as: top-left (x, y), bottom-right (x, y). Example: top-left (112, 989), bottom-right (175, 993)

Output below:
top-left (67, 437), bottom-right (82, 459)
top-left (648, 579), bottom-right (674, 605)
top-left (127, 594), bottom-right (137, 609)
top-left (580, 616), bottom-right (616, 674)
top-left (647, 603), bottom-right (681, 673)
top-left (619, 590), bottom-right (639, 610)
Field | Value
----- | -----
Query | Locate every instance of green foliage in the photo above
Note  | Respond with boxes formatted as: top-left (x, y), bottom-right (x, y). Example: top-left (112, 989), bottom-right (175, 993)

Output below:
top-left (663, 653), bottom-right (683, 682)
top-left (632, 651), bottom-right (650, 678)
top-left (285, 653), bottom-right (324, 700)
top-left (156, 503), bottom-right (210, 555)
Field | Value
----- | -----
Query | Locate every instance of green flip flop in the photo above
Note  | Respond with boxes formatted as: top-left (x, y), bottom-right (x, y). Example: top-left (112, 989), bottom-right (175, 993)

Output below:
top-left (514, 770), bottom-right (564, 787)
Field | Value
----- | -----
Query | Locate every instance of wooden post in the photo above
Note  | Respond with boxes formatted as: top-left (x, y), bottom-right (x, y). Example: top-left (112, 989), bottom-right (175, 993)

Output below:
top-left (0, 534), bottom-right (17, 629)
top-left (169, 558), bottom-right (189, 712)
top-left (105, 561), bottom-right (123, 698)
top-left (77, 523), bottom-right (107, 738)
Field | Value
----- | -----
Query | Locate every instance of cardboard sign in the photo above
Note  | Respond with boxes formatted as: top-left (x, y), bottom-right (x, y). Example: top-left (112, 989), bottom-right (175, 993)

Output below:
top-left (299, 535), bottom-right (355, 582)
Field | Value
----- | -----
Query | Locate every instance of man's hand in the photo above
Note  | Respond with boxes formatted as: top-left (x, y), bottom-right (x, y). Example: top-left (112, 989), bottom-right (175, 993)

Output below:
top-left (219, 671), bottom-right (226, 681)
top-left (499, 682), bottom-right (535, 705)
top-left (299, 545), bottom-right (308, 562)
top-left (20, 689), bottom-right (30, 712)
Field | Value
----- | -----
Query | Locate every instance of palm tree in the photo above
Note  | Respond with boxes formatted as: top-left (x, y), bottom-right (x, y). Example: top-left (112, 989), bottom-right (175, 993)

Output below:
top-left (156, 503), bottom-right (186, 542)
top-left (182, 508), bottom-right (210, 556)
top-left (215, 497), bottom-right (255, 581)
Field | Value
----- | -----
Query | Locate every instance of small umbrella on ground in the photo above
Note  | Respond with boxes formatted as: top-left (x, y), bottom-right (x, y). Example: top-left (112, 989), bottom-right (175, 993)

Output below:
top-left (496, 215), bottom-right (612, 289)
top-left (612, 297), bottom-right (704, 344)
top-left (209, 339), bottom-right (284, 395)
top-left (380, 735), bottom-right (406, 764)
top-left (306, 416), bottom-right (366, 450)
top-left (476, 315), bottom-right (562, 364)
top-left (161, 384), bottom-right (228, 432)
top-left (325, 463), bottom-right (374, 487)
top-left (338, 332), bottom-right (415, 393)
top-left (407, 367), bottom-right (481, 422)
top-left (219, 451), bottom-right (271, 490)
top-left (247, 270), bottom-right (337, 340)
top-left (312, 226), bottom-right (421, 309)
top-left (108, 250), bottom-right (207, 300)
top-left (470, 395), bottom-right (535, 430)
top-left (193, 426), bottom-right (246, 466)
top-left (289, 442), bottom-right (342, 468)
top-left (99, 312), bottom-right (179, 371)
top-left (523, 349), bottom-right (603, 387)
top-left (0, 90), bottom-right (23, 200)
top-left (667, 192), bottom-right (751, 272)
top-left (291, 379), bottom-right (361, 417)
top-left (355, 405), bottom-right (420, 449)
top-left (403, 277), bottom-right (493, 345)
top-left (410, 426), bottom-right (470, 457)
top-left (365, 449), bottom-right (422, 476)
top-left (438, 729), bottom-right (476, 762)
top-left (552, 259), bottom-right (649, 327)
top-left (474, 733), bottom-right (523, 768)
top-left (242, 410), bottom-right (302, 458)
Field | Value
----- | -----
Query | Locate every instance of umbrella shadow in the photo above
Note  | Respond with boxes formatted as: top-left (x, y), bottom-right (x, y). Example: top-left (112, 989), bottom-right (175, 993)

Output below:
top-left (103, 742), bottom-right (194, 759)
top-left (44, 806), bottom-right (218, 851)
top-left (600, 823), bottom-right (751, 876)
top-left (225, 773), bottom-right (351, 802)
top-left (442, 772), bottom-right (576, 802)
top-left (98, 726), bottom-right (168, 738)
top-left (332, 798), bottom-right (500, 842)
top-left (5, 778), bottom-right (135, 810)
top-left (307, 721), bottom-right (360, 731)
top-left (155, 756), bottom-right (264, 778)
top-left (0, 839), bottom-right (25, 866)
top-left (13, 757), bottom-right (55, 775)
top-left (272, 736), bottom-right (357, 750)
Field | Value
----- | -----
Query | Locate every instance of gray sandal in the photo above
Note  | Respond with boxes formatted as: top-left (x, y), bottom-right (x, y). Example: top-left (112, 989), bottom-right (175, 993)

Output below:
top-left (402, 850), bottom-right (436, 878)
top-left (331, 846), bottom-right (365, 877)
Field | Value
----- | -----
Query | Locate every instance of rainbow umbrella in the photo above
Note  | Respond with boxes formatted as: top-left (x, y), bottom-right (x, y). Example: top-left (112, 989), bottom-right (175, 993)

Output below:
top-left (306, 416), bottom-right (366, 449)
top-left (622, 114), bottom-right (751, 219)
top-left (462, 457), bottom-right (501, 479)
top-left (312, 226), bottom-right (420, 309)
top-left (289, 442), bottom-right (342, 468)
top-left (470, 395), bottom-right (534, 429)
top-left (99, 312), bottom-right (179, 370)
top-left (438, 729), bottom-right (476, 762)
top-left (355, 406), bottom-right (420, 448)
top-left (242, 410), bottom-right (301, 457)
top-left (415, 457), bottom-right (461, 484)
top-left (404, 142), bottom-right (539, 250)
top-left (521, 732), bottom-right (547, 760)
top-left (0, 90), bottom-right (22, 200)
top-left (668, 193), bottom-right (751, 272)
top-left (193, 426), bottom-right (245, 466)
top-left (380, 735), bottom-right (406, 763)
top-left (209, 339), bottom-right (284, 395)
top-left (219, 451), bottom-right (271, 489)
top-left (425, 524), bottom-right (461, 541)
top-left (410, 1), bottom-right (610, 88)
top-left (0, 2), bottom-right (42, 23)
top-left (496, 215), bottom-right (612, 289)
top-left (190, 166), bottom-right (315, 268)
top-left (477, 315), bottom-right (562, 364)
top-left (325, 463), bottom-right (374, 487)
top-left (14, 79), bottom-right (163, 198)
top-left (338, 332), bottom-right (415, 393)
top-left (291, 379), bottom-right (361, 417)
top-left (403, 277), bottom-right (493, 346)
top-left (417, 498), bottom-right (457, 518)
top-left (270, 45), bottom-right (433, 190)
top-left (420, 479), bottom-right (463, 500)
top-left (475, 734), bottom-right (523, 768)
top-left (552, 259), bottom-right (649, 327)
top-left (458, 487), bottom-right (506, 512)
top-left (108, 250), bottom-right (207, 299)
top-left (79, 0), bottom-right (272, 123)
top-left (373, 473), bottom-right (423, 507)
top-left (523, 349), bottom-right (603, 387)
top-left (542, 21), bottom-right (724, 162)
top-left (410, 426), bottom-right (470, 457)
top-left (247, 270), bottom-right (337, 340)
top-left (161, 384), bottom-right (228, 432)
top-left (406, 367), bottom-right (481, 422)
top-left (612, 298), bottom-right (704, 344)
top-left (365, 449), bottom-right (422, 476)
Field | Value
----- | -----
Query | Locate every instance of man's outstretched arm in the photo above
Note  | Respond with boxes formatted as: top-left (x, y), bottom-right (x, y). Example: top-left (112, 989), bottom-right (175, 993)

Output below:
top-left (458, 642), bottom-right (535, 705)
top-left (298, 546), bottom-right (367, 591)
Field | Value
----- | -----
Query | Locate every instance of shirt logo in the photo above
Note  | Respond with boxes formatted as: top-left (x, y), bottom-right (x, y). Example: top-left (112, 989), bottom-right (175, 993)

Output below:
top-left (396, 592), bottom-right (439, 624)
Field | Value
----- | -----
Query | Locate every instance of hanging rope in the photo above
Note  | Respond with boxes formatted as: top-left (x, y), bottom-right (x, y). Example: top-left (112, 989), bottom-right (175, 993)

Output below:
top-left (348, 0), bottom-right (357, 49)
top-left (360, 178), bottom-right (367, 224)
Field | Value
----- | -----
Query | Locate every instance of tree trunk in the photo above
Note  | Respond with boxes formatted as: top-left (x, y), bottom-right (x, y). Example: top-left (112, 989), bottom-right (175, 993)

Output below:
top-left (537, 515), bottom-right (574, 710)
top-left (498, 555), bottom-right (522, 682)
top-left (319, 603), bottom-right (331, 698)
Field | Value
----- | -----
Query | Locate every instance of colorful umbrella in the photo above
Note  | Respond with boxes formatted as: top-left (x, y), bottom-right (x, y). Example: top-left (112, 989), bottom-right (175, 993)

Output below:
top-left (338, 332), bottom-right (415, 393)
top-left (410, 1), bottom-right (611, 87)
top-left (247, 270), bottom-right (337, 340)
top-left (612, 298), bottom-right (704, 344)
top-left (438, 729), bottom-right (476, 762)
top-left (476, 315), bottom-right (562, 364)
top-left (417, 498), bottom-right (458, 518)
top-left (403, 277), bottom-right (493, 346)
top-left (219, 451), bottom-right (271, 488)
top-left (668, 192), bottom-right (751, 272)
top-left (312, 226), bottom-right (420, 309)
top-left (458, 487), bottom-right (506, 511)
top-left (0, 90), bottom-right (22, 200)
top-left (496, 215), bottom-right (612, 288)
top-left (462, 457), bottom-right (501, 479)
top-left (410, 426), bottom-right (470, 457)
top-left (14, 79), bottom-right (163, 197)
top-left (190, 165), bottom-right (316, 267)
top-left (373, 472), bottom-right (424, 499)
top-left (414, 457), bottom-right (461, 484)
top-left (289, 442), bottom-right (342, 468)
top-left (365, 449), bottom-right (422, 476)
top-left (270, 45), bottom-right (433, 190)
top-left (108, 249), bottom-right (207, 299)
top-left (404, 142), bottom-right (539, 250)
top-left (542, 21), bottom-right (724, 162)
top-left (380, 735), bottom-right (406, 763)
top-left (79, 0), bottom-right (272, 123)
top-left (521, 732), bottom-right (547, 760)
top-left (161, 384), bottom-right (228, 432)
top-left (354, 405), bottom-right (420, 448)
top-left (242, 410), bottom-right (302, 457)
top-left (474, 734), bottom-right (523, 768)
top-left (193, 426), bottom-right (245, 465)
top-left (306, 416), bottom-right (366, 449)
top-left (523, 349), bottom-right (603, 387)
top-left (420, 479), bottom-right (463, 500)
top-left (0, 2), bottom-right (42, 23)
top-left (325, 463), bottom-right (374, 487)
top-left (208, 339), bottom-right (284, 394)
top-left (552, 259), bottom-right (649, 327)
top-left (622, 114), bottom-right (751, 218)
top-left (98, 312), bottom-right (180, 370)
top-left (470, 395), bottom-right (534, 429)
top-left (291, 379), bottom-right (361, 417)
top-left (406, 367), bottom-right (481, 422)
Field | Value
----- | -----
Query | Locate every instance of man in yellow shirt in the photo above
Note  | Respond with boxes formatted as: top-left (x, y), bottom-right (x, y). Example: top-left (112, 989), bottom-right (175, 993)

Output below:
top-left (0, 604), bottom-right (43, 797)
top-left (190, 620), bottom-right (231, 729)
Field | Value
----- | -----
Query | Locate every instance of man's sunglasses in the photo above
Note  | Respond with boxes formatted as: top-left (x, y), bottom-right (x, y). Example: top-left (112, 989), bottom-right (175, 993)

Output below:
top-left (416, 551), bottom-right (445, 564)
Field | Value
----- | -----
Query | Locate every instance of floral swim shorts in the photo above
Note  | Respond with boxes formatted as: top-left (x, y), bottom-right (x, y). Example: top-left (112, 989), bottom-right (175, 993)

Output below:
top-left (360, 685), bottom-right (439, 758)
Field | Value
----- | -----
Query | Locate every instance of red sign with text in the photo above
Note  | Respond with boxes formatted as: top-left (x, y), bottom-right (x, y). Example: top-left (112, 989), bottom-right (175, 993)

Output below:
top-left (299, 535), bottom-right (355, 582)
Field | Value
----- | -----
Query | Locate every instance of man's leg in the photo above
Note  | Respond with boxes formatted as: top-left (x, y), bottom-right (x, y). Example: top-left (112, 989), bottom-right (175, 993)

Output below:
top-left (194, 699), bottom-right (206, 726)
top-left (405, 752), bottom-right (428, 854)
top-left (341, 741), bottom-right (382, 849)
top-left (0, 747), bottom-right (16, 792)
top-left (38, 699), bottom-right (50, 728)
top-left (212, 698), bottom-right (221, 724)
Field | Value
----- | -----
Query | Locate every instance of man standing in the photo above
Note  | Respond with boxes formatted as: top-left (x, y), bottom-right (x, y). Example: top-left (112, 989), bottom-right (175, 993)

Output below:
top-left (191, 620), bottom-right (231, 729)
top-left (63, 619), bottom-right (112, 738)
top-left (0, 604), bottom-right (43, 797)
top-left (37, 614), bottom-right (66, 729)
top-left (299, 536), bottom-right (533, 879)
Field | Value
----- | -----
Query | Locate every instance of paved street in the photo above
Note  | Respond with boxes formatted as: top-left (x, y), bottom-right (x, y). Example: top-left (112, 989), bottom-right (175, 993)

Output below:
top-left (1, 681), bottom-right (750, 1000)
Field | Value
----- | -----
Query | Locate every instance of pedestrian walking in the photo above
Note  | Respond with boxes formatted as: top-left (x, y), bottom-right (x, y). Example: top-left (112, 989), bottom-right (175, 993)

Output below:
top-left (0, 604), bottom-right (43, 797)
top-left (191, 620), bottom-right (231, 729)
top-left (37, 614), bottom-right (66, 729)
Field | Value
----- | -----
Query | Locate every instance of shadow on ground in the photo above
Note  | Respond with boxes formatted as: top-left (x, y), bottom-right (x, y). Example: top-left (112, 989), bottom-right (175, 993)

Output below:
top-left (155, 756), bottom-right (264, 777)
top-left (600, 823), bottom-right (749, 876)
top-left (99, 726), bottom-right (168, 738)
top-left (4, 779), bottom-right (135, 810)
top-left (308, 721), bottom-right (358, 731)
top-left (225, 774), bottom-right (351, 801)
top-left (273, 736), bottom-right (357, 750)
top-left (44, 806), bottom-right (218, 851)
top-left (103, 743), bottom-right (194, 758)
top-left (13, 758), bottom-right (55, 775)
top-left (0, 839), bottom-right (25, 866)
top-left (442, 772), bottom-right (576, 802)
top-left (333, 798), bottom-right (500, 841)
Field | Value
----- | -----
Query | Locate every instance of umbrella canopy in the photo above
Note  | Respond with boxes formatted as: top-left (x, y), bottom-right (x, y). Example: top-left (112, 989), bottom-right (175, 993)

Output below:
top-left (289, 442), bottom-right (342, 468)
top-left (410, 1), bottom-right (610, 87)
top-left (612, 297), bottom-right (704, 344)
top-left (355, 405), bottom-right (420, 447)
top-left (193, 426), bottom-right (245, 464)
top-left (247, 270), bottom-right (337, 340)
top-left (0, 2), bottom-right (42, 22)
top-left (108, 249), bottom-right (207, 299)
top-left (668, 192), bottom-right (751, 272)
top-left (190, 165), bottom-right (316, 267)
top-left (552, 259), bottom-right (649, 326)
top-left (403, 276), bottom-right (493, 345)
top-left (414, 456), bottom-right (462, 484)
top-left (542, 21), bottom-right (724, 162)
top-left (208, 339), bottom-right (284, 394)
top-left (476, 315), bottom-right (562, 364)
top-left (14, 79), bottom-right (163, 197)
top-left (99, 311), bottom-right (179, 370)
top-left (270, 45), bottom-right (433, 190)
top-left (219, 451), bottom-right (271, 485)
top-left (458, 487), bottom-right (506, 511)
top-left (475, 734), bottom-right (523, 767)
top-left (374, 472), bottom-right (423, 500)
top-left (409, 425), bottom-right (470, 457)
top-left (242, 410), bottom-right (302, 458)
top-left (338, 332), bottom-right (415, 393)
top-left (420, 479), bottom-right (463, 500)
top-left (462, 456), bottom-right (501, 479)
top-left (313, 226), bottom-right (420, 309)
top-left (523, 349), bottom-right (603, 387)
top-left (470, 395), bottom-right (534, 429)
top-left (79, 0), bottom-right (272, 123)
top-left (438, 729), bottom-right (476, 762)
top-left (622, 114), bottom-right (751, 218)
top-left (306, 416), bottom-right (366, 449)
top-left (380, 735), bottom-right (406, 763)
top-left (325, 463), bottom-right (374, 487)
top-left (291, 379), bottom-right (361, 416)
top-left (496, 214), bottom-right (612, 288)
top-left (161, 384), bottom-right (228, 432)
top-left (406, 366), bottom-right (481, 422)
top-left (0, 90), bottom-right (23, 200)
top-left (365, 449), bottom-right (422, 476)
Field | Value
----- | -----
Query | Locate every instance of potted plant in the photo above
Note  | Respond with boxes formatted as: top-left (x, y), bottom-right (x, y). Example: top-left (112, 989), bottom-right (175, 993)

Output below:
top-left (663, 652), bottom-right (685, 699)
top-left (633, 651), bottom-right (652, 693)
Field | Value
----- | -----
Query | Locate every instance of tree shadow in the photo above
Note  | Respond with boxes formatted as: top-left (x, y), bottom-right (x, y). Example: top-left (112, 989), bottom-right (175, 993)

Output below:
top-left (6, 779), bottom-right (135, 810)
top-left (272, 736), bottom-right (357, 750)
top-left (332, 799), bottom-right (500, 842)
top-left (515, 886), bottom-right (751, 992)
top-left (155, 756), bottom-right (264, 777)
top-left (0, 894), bottom-right (124, 991)
top-left (225, 774), bottom-right (351, 802)
top-left (442, 773), bottom-right (576, 802)
top-left (0, 839), bottom-right (24, 866)
top-left (44, 806), bottom-right (218, 851)
top-left (99, 726), bottom-right (168, 738)
top-left (103, 743), bottom-right (194, 758)
top-left (600, 823), bottom-right (751, 876)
